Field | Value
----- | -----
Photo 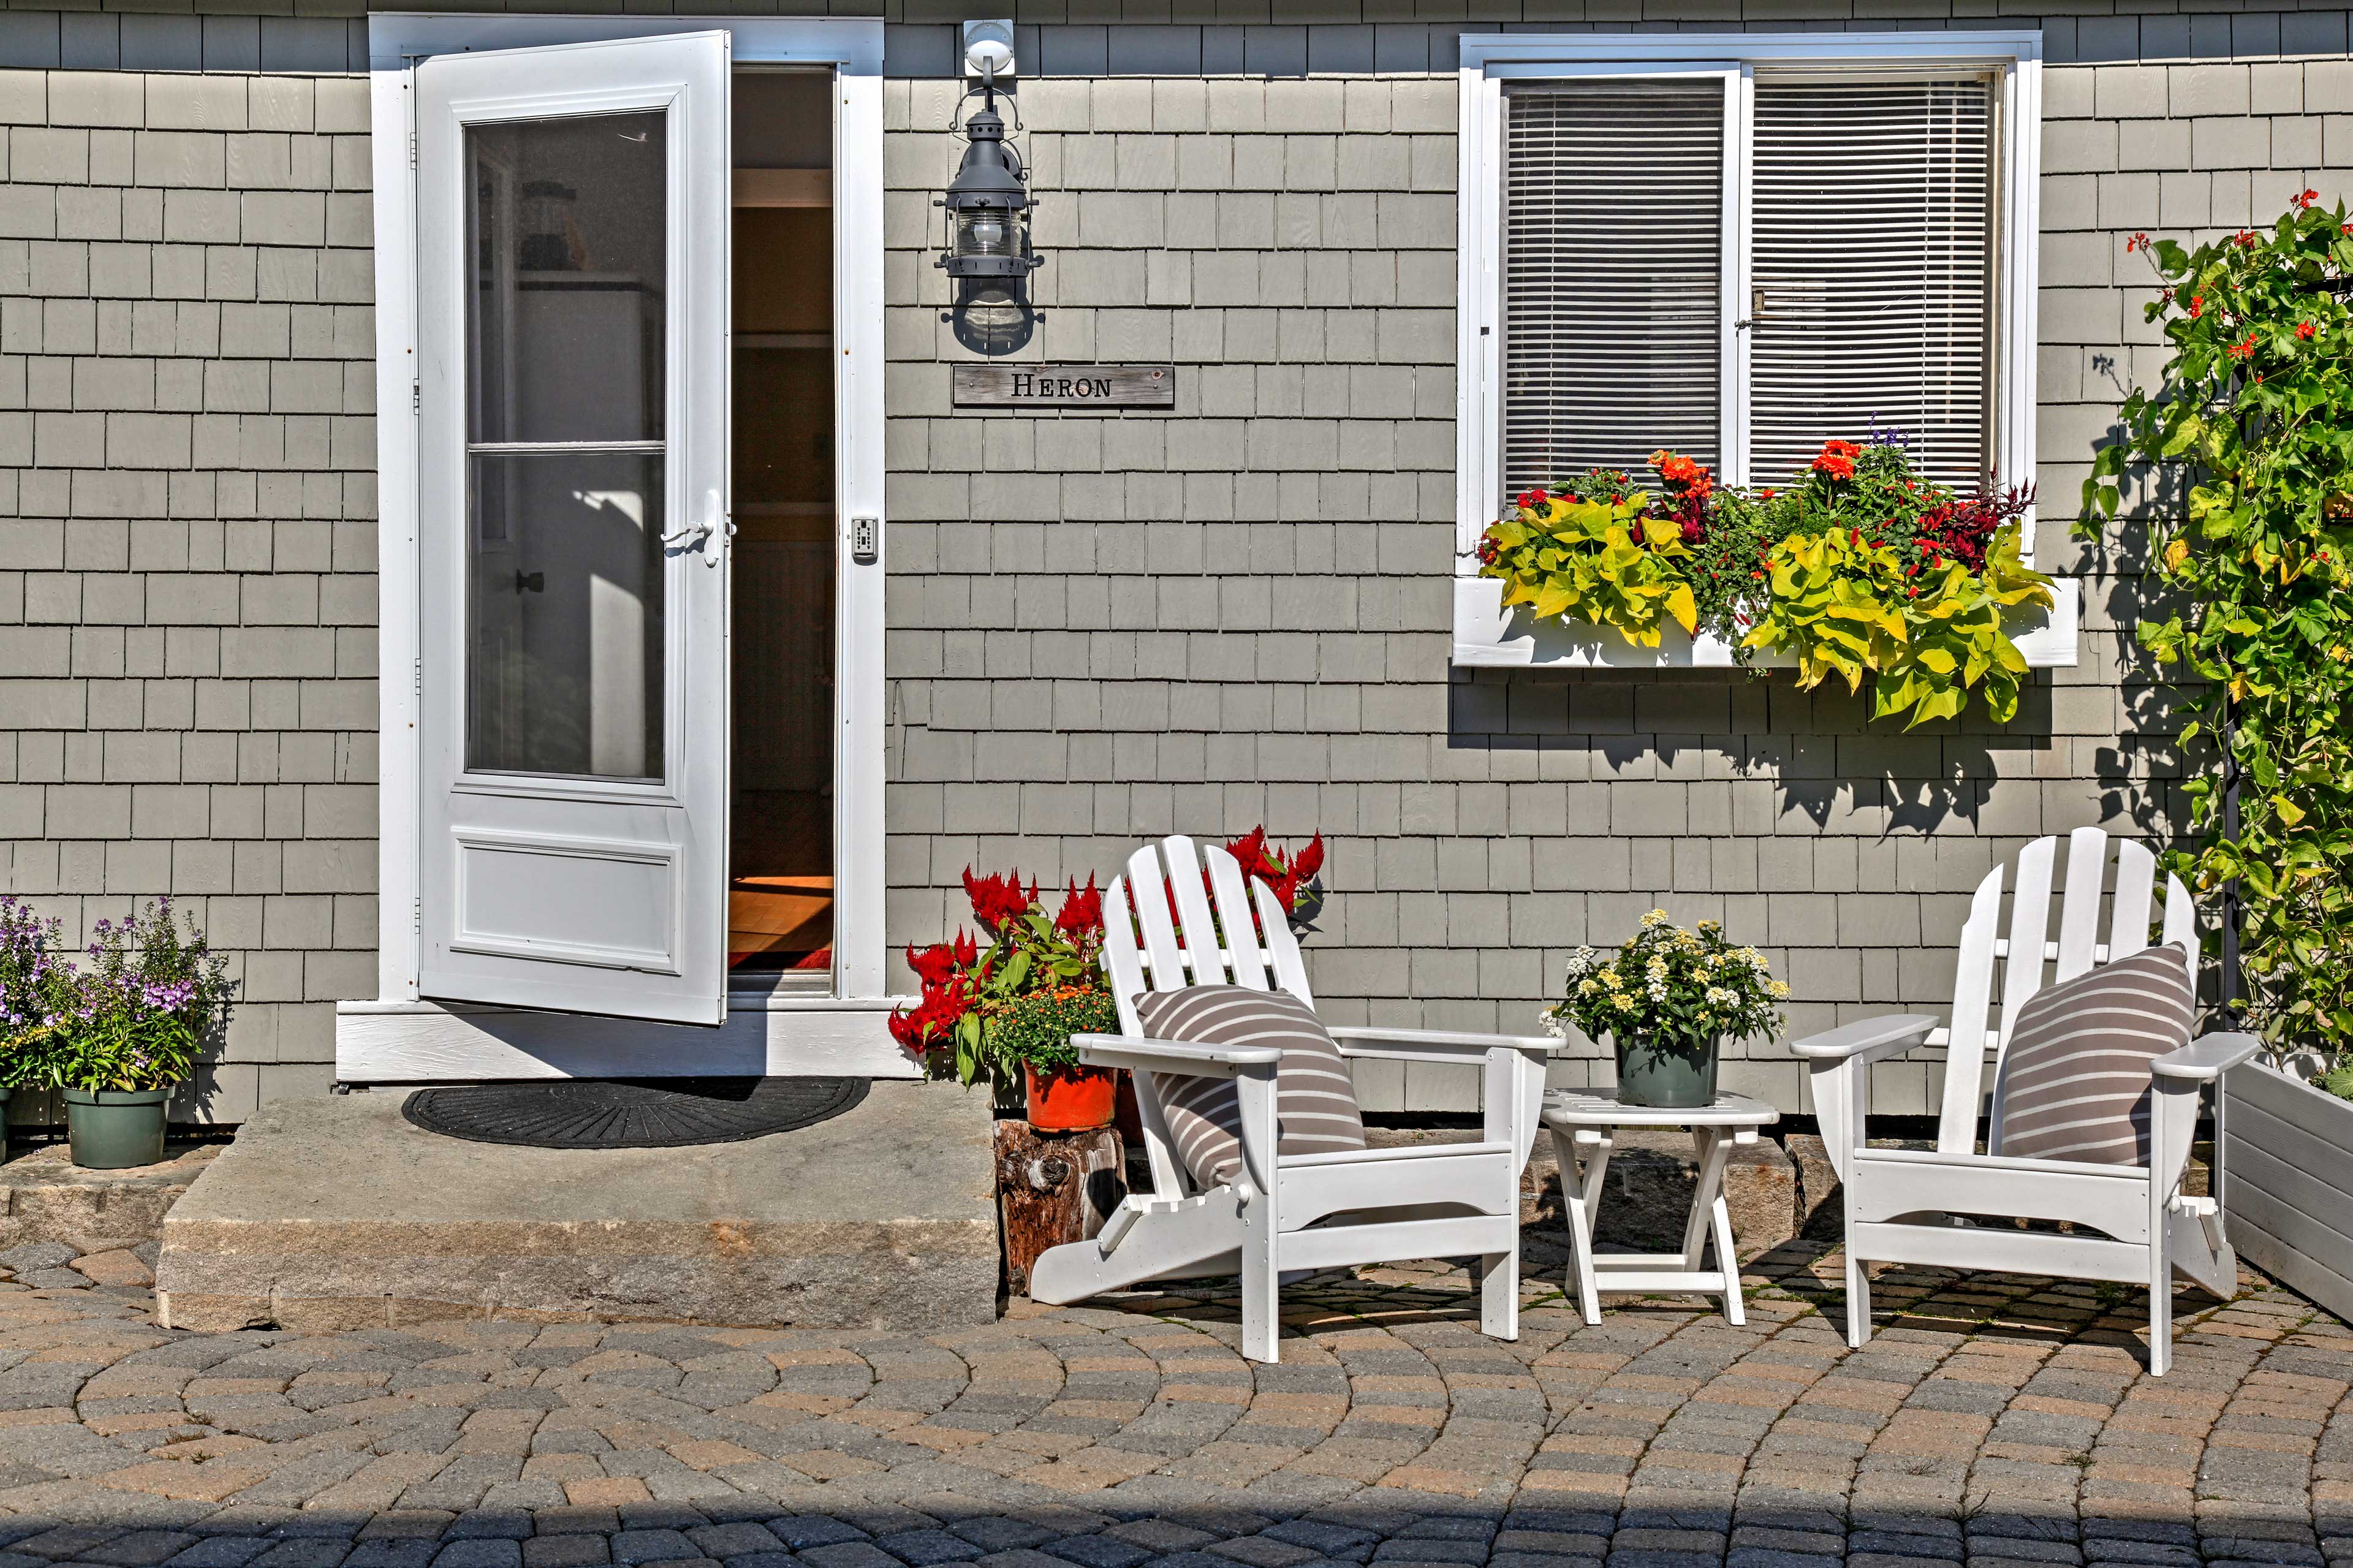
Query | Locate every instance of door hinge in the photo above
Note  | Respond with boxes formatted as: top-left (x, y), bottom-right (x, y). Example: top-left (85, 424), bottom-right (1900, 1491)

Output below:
top-left (411, 380), bottom-right (420, 415)
top-left (407, 131), bottom-right (417, 168)
top-left (413, 895), bottom-right (422, 937)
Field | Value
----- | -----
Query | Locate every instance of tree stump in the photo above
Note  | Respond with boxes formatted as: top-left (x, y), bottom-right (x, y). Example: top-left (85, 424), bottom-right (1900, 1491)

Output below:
top-left (995, 1120), bottom-right (1126, 1298)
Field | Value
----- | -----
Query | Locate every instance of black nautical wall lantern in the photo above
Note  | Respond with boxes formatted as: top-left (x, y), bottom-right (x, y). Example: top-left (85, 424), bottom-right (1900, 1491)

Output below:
top-left (938, 20), bottom-right (1042, 356)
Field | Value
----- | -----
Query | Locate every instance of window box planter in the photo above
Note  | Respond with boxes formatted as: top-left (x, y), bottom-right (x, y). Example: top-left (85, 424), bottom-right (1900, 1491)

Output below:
top-left (2221, 1058), bottom-right (2353, 1325)
top-left (1450, 575), bottom-right (2080, 670)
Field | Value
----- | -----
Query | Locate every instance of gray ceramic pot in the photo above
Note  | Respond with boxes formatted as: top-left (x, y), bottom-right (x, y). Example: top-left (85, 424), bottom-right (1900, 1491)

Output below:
top-left (1613, 1033), bottom-right (1721, 1108)
top-left (63, 1087), bottom-right (170, 1170)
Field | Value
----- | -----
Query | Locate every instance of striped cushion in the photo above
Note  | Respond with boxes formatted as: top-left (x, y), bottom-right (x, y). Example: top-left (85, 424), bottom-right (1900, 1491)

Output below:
top-left (1132, 986), bottom-right (1367, 1189)
top-left (1995, 942), bottom-right (2197, 1167)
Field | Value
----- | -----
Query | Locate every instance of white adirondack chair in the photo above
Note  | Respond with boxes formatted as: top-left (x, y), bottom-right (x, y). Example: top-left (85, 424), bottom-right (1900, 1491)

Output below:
top-left (1028, 833), bottom-right (1555, 1363)
top-left (1794, 826), bottom-right (2262, 1376)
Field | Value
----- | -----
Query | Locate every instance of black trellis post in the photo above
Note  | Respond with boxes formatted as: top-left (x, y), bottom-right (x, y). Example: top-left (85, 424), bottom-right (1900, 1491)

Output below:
top-left (2219, 691), bottom-right (2242, 1028)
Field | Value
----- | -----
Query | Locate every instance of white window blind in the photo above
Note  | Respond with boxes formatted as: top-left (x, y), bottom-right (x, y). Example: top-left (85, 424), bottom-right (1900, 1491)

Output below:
top-left (1501, 80), bottom-right (1724, 499)
top-left (1748, 78), bottom-right (1996, 490)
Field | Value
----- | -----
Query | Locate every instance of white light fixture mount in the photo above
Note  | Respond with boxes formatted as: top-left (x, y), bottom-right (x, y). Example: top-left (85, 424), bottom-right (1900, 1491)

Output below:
top-left (962, 19), bottom-right (1015, 82)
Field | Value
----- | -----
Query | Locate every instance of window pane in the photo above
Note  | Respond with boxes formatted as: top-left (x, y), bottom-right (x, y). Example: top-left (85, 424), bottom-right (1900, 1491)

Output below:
top-left (466, 451), bottom-right (666, 780)
top-left (1749, 80), bottom-right (1996, 490)
top-left (469, 113), bottom-right (667, 444)
top-left (1501, 81), bottom-right (1723, 501)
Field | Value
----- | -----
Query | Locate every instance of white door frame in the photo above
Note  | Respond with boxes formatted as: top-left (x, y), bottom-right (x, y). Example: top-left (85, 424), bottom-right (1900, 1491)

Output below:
top-left (346, 13), bottom-right (905, 1080)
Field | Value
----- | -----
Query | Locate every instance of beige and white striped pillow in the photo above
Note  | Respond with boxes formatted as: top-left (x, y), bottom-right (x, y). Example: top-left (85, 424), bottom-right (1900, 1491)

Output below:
top-left (1994, 942), bottom-right (2197, 1167)
top-left (1132, 986), bottom-right (1367, 1189)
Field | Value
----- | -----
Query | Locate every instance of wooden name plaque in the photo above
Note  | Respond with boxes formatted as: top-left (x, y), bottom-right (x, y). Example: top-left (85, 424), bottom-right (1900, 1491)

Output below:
top-left (953, 363), bottom-right (1175, 409)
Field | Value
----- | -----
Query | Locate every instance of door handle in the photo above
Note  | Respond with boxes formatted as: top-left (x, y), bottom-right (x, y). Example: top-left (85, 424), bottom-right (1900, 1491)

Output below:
top-left (659, 490), bottom-right (731, 566)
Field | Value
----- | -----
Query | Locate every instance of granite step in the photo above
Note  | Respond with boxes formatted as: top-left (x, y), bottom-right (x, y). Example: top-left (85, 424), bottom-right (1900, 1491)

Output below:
top-left (153, 1080), bottom-right (998, 1333)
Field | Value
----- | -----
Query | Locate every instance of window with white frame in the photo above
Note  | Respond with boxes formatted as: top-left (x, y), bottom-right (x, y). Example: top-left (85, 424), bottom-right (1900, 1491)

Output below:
top-left (1458, 33), bottom-right (2040, 526)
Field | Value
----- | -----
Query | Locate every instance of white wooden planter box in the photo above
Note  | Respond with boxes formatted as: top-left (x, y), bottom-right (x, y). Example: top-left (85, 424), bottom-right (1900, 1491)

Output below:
top-left (2222, 1059), bottom-right (2353, 1325)
top-left (1451, 575), bottom-right (2080, 669)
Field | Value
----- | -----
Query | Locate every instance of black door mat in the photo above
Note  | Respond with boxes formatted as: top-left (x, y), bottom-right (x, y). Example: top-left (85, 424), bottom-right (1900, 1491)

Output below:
top-left (401, 1077), bottom-right (869, 1150)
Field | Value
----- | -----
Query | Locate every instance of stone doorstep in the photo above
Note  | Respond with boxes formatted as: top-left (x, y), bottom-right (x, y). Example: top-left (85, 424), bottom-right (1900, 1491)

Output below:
top-left (153, 1083), bottom-right (998, 1334)
top-left (0, 1140), bottom-right (221, 1254)
top-left (1364, 1125), bottom-right (1798, 1259)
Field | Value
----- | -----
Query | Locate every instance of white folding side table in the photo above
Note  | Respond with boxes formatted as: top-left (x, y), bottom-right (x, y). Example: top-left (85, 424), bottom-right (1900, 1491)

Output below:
top-left (1541, 1088), bottom-right (1780, 1326)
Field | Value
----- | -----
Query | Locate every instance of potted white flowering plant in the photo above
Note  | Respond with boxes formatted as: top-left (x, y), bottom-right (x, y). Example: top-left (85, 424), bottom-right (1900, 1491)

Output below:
top-left (1545, 911), bottom-right (1789, 1108)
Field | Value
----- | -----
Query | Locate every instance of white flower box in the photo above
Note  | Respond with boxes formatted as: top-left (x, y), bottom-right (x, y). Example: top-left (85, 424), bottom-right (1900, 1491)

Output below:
top-left (2222, 1058), bottom-right (2353, 1325)
top-left (1450, 575), bottom-right (2080, 670)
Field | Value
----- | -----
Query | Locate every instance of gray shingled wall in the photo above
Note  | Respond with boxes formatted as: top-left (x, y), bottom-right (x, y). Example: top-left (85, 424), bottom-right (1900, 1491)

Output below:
top-left (878, 27), bottom-right (2353, 1113)
top-left (0, 65), bottom-right (374, 1124)
top-left (0, 11), bottom-right (2345, 1118)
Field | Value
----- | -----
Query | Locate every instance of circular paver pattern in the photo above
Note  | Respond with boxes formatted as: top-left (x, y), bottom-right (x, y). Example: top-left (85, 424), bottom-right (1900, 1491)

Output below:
top-left (0, 1246), bottom-right (2342, 1568)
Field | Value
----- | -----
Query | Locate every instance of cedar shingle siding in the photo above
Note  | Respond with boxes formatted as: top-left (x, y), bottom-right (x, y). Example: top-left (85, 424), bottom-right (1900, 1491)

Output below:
top-left (0, 10), bottom-right (2345, 1116)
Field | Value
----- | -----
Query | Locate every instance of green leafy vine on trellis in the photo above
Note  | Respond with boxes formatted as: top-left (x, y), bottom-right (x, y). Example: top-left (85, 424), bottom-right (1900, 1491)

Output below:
top-left (2080, 190), bottom-right (2353, 1050)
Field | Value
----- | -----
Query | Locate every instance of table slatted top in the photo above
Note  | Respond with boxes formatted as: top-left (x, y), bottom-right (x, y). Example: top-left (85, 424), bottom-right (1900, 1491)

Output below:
top-left (1540, 1088), bottom-right (1779, 1129)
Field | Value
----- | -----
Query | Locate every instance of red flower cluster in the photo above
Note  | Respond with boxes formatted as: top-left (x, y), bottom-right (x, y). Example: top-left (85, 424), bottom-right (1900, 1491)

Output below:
top-left (2294, 187), bottom-right (2321, 213)
top-left (1054, 874), bottom-right (1104, 940)
top-left (2229, 332), bottom-right (2259, 362)
top-left (961, 866), bottom-right (1037, 931)
top-left (2126, 232), bottom-right (2150, 252)
top-left (2234, 229), bottom-right (2259, 249)
top-left (1911, 481), bottom-right (2035, 576)
top-left (2298, 320), bottom-right (2318, 341)
top-left (889, 930), bottom-right (977, 1053)
top-left (1812, 439), bottom-right (1862, 481)
top-left (1224, 828), bottom-right (1326, 918)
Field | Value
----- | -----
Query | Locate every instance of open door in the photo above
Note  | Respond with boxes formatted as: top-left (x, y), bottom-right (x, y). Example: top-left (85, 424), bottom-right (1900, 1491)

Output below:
top-left (414, 33), bottom-right (733, 1025)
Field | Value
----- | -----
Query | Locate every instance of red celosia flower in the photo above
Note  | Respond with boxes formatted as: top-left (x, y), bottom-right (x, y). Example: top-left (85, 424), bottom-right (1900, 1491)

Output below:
top-left (906, 942), bottom-right (957, 987)
top-left (1054, 874), bottom-right (1104, 940)
top-left (962, 866), bottom-right (1036, 931)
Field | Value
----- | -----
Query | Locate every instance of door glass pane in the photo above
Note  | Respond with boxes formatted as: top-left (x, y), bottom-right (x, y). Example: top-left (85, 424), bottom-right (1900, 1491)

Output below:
top-left (464, 111), bottom-right (670, 782)
top-left (468, 113), bottom-right (667, 444)
top-left (466, 452), bottom-right (666, 779)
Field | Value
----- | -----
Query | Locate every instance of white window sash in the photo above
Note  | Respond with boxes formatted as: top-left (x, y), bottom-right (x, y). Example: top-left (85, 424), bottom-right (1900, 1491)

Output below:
top-left (1457, 31), bottom-right (2040, 566)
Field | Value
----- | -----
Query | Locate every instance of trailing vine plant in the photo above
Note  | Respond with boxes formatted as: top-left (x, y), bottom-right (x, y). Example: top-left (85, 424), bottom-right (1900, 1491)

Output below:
top-left (2080, 190), bottom-right (2353, 1051)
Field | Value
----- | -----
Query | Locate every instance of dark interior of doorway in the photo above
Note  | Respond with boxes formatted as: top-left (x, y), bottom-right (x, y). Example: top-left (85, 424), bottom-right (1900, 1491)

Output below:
top-left (729, 72), bottom-right (836, 979)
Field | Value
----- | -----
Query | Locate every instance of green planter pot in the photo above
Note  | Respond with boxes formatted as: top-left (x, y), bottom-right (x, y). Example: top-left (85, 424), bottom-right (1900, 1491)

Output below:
top-left (1613, 1034), bottom-right (1721, 1109)
top-left (63, 1088), bottom-right (170, 1170)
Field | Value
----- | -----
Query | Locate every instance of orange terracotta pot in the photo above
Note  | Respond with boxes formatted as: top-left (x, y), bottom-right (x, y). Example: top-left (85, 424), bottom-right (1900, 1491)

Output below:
top-left (1024, 1064), bottom-right (1118, 1132)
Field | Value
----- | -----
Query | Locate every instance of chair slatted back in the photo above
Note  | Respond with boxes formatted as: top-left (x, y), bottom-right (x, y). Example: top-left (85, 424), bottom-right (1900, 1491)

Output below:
top-left (1102, 835), bottom-right (1314, 1195)
top-left (1934, 826), bottom-right (2196, 1153)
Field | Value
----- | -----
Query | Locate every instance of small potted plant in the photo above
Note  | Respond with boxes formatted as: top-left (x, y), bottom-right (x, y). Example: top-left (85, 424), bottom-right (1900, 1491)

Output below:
top-left (1545, 911), bottom-right (1788, 1108)
top-left (0, 896), bottom-right (78, 1162)
top-left (18, 899), bottom-right (233, 1169)
top-left (988, 986), bottom-right (1123, 1131)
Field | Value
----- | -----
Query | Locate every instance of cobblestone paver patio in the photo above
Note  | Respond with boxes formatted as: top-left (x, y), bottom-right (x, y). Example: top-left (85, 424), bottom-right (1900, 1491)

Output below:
top-left (0, 1244), bottom-right (2343, 1568)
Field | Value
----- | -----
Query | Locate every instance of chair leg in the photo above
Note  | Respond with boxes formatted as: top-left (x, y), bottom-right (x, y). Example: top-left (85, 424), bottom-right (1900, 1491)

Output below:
top-left (1480, 1249), bottom-right (1518, 1339)
top-left (2148, 1249), bottom-right (2173, 1377)
top-left (1238, 1194), bottom-right (1279, 1365)
top-left (1844, 1245), bottom-right (1872, 1350)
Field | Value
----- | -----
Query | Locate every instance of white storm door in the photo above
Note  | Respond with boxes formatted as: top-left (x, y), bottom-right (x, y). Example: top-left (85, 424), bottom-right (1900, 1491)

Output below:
top-left (414, 33), bottom-right (732, 1025)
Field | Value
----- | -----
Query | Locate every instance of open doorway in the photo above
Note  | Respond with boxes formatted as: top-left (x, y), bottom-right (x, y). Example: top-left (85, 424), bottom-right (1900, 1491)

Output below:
top-left (729, 72), bottom-right (836, 983)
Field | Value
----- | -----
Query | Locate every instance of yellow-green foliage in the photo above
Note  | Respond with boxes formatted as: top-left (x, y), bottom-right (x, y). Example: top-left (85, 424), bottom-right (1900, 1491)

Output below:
top-left (1743, 521), bottom-right (2052, 727)
top-left (1481, 493), bottom-right (1699, 648)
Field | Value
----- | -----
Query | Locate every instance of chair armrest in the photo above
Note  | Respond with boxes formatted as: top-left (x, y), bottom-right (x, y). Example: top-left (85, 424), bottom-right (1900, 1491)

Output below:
top-left (1789, 1013), bottom-right (1940, 1062)
top-left (1327, 1026), bottom-right (1556, 1059)
top-left (1067, 1032), bottom-right (1279, 1079)
top-left (2151, 1031), bottom-right (2264, 1083)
